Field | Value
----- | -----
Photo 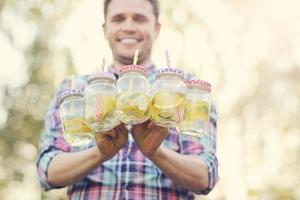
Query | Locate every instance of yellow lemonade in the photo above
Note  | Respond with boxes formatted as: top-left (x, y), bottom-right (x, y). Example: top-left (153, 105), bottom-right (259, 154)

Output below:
top-left (150, 91), bottom-right (185, 127)
top-left (63, 118), bottom-right (93, 146)
top-left (184, 100), bottom-right (209, 121)
top-left (84, 95), bottom-right (119, 132)
top-left (178, 100), bottom-right (210, 136)
top-left (116, 91), bottom-right (150, 124)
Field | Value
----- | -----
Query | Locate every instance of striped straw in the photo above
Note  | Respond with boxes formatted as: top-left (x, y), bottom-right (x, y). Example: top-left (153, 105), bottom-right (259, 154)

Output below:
top-left (176, 107), bottom-right (181, 123)
top-left (165, 50), bottom-right (171, 68)
top-left (94, 106), bottom-right (100, 121)
top-left (101, 58), bottom-right (105, 72)
top-left (95, 96), bottom-right (101, 121)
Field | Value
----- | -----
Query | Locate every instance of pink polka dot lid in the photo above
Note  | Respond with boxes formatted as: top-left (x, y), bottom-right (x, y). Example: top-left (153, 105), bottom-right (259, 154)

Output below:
top-left (185, 80), bottom-right (211, 92)
top-left (119, 65), bottom-right (148, 76)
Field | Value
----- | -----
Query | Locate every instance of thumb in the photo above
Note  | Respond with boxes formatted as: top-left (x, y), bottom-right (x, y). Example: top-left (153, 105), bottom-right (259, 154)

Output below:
top-left (147, 121), bottom-right (155, 129)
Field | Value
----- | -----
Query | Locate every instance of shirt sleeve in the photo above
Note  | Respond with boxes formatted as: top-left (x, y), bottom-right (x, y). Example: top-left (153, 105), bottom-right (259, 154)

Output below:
top-left (178, 103), bottom-right (218, 195)
top-left (36, 78), bottom-right (72, 191)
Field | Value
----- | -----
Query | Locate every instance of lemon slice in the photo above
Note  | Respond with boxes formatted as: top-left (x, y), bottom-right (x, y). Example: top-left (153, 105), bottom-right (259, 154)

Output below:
top-left (101, 95), bottom-right (116, 114)
top-left (117, 91), bottom-right (149, 112)
top-left (152, 91), bottom-right (185, 110)
top-left (64, 118), bottom-right (90, 134)
top-left (185, 101), bottom-right (209, 121)
top-left (131, 94), bottom-right (149, 111)
top-left (81, 123), bottom-right (92, 132)
top-left (96, 95), bottom-right (116, 119)
top-left (85, 95), bottom-right (116, 123)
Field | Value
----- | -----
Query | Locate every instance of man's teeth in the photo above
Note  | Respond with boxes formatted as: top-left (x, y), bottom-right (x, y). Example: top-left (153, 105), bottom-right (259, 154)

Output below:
top-left (120, 38), bottom-right (138, 44)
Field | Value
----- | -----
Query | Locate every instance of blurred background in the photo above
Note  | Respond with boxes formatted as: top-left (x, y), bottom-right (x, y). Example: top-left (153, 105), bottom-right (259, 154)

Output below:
top-left (0, 0), bottom-right (300, 199)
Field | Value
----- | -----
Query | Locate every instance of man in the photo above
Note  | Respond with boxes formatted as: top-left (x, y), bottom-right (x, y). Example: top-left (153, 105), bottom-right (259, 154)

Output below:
top-left (36, 0), bottom-right (218, 199)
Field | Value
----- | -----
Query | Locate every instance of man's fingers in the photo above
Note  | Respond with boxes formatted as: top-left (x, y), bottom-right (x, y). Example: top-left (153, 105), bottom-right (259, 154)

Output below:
top-left (107, 129), bottom-right (117, 138)
top-left (115, 123), bottom-right (129, 135)
top-left (147, 121), bottom-right (155, 129)
top-left (95, 129), bottom-right (117, 139)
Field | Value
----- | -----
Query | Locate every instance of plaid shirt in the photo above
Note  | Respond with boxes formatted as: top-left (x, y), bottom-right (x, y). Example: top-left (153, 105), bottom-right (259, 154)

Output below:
top-left (36, 65), bottom-right (218, 200)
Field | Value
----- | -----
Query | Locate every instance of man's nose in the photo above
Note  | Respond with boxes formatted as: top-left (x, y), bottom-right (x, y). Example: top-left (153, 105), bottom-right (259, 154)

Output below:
top-left (121, 18), bottom-right (136, 32)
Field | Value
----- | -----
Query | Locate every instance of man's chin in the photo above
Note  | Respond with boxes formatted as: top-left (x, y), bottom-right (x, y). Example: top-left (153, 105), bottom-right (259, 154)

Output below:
top-left (116, 53), bottom-right (137, 65)
top-left (119, 42), bottom-right (142, 53)
top-left (117, 49), bottom-right (139, 60)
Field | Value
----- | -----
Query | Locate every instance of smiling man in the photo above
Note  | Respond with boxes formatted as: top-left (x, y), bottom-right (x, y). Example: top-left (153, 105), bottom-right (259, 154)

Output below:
top-left (36, 0), bottom-right (218, 199)
top-left (104, 0), bottom-right (160, 67)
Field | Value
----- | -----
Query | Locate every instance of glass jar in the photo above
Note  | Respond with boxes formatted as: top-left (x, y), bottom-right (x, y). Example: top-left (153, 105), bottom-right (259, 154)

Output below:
top-left (178, 80), bottom-right (211, 137)
top-left (116, 65), bottom-right (150, 125)
top-left (59, 89), bottom-right (93, 146)
top-left (84, 73), bottom-right (119, 132)
top-left (150, 68), bottom-right (186, 127)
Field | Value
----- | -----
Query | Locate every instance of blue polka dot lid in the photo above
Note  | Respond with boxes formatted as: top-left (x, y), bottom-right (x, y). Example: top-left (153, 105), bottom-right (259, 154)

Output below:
top-left (87, 72), bottom-right (116, 84)
top-left (59, 89), bottom-right (83, 105)
top-left (157, 67), bottom-right (185, 79)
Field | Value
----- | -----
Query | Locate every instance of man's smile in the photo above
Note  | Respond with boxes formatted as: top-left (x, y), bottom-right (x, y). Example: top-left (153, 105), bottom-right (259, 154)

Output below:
top-left (117, 36), bottom-right (142, 45)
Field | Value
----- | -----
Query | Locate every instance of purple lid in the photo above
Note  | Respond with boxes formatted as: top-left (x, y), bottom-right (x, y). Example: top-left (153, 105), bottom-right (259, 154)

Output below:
top-left (87, 72), bottom-right (116, 84)
top-left (157, 67), bottom-right (185, 79)
top-left (59, 89), bottom-right (83, 105)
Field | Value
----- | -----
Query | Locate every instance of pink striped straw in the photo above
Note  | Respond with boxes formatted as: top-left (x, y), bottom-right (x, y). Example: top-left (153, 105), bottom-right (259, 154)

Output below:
top-left (165, 50), bottom-right (171, 68)
top-left (94, 106), bottom-right (100, 121)
top-left (101, 58), bottom-right (105, 72)
top-left (176, 107), bottom-right (181, 123)
top-left (95, 96), bottom-right (101, 121)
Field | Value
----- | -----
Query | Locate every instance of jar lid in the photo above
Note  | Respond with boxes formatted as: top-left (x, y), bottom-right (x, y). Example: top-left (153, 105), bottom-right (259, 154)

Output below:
top-left (185, 80), bottom-right (211, 92)
top-left (119, 65), bottom-right (148, 76)
top-left (58, 89), bottom-right (83, 105)
top-left (157, 67), bottom-right (185, 79)
top-left (87, 72), bottom-right (116, 84)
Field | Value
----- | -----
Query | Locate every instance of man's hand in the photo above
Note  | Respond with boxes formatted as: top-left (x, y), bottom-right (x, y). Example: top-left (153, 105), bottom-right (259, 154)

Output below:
top-left (95, 123), bottom-right (128, 161)
top-left (131, 120), bottom-right (168, 158)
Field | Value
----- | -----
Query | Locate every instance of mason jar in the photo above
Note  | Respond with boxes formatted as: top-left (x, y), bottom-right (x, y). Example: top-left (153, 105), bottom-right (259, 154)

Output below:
top-left (150, 67), bottom-right (186, 127)
top-left (116, 65), bottom-right (150, 125)
top-left (178, 80), bottom-right (211, 137)
top-left (59, 89), bottom-right (93, 146)
top-left (84, 72), bottom-right (119, 132)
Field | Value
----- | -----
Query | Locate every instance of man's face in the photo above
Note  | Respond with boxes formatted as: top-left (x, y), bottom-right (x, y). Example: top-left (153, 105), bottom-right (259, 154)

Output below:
top-left (103, 0), bottom-right (160, 65)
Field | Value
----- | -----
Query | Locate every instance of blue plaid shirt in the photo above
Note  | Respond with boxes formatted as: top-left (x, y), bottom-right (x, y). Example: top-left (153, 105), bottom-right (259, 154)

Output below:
top-left (36, 65), bottom-right (218, 199)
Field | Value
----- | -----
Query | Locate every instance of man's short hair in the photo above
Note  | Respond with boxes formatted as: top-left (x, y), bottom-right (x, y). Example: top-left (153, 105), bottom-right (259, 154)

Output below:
top-left (103, 0), bottom-right (160, 22)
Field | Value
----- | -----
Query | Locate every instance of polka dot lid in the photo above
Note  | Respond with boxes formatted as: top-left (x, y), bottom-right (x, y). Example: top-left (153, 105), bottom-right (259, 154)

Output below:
top-left (59, 89), bottom-right (83, 105)
top-left (157, 67), bottom-right (185, 79)
top-left (119, 65), bottom-right (148, 76)
top-left (185, 80), bottom-right (211, 92)
top-left (87, 72), bottom-right (116, 84)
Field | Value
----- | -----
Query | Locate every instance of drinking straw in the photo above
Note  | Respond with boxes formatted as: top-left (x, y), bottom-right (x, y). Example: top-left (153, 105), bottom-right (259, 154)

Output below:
top-left (176, 107), bottom-right (181, 123)
top-left (165, 50), bottom-right (181, 122)
top-left (128, 49), bottom-right (139, 92)
top-left (101, 58), bottom-right (105, 72)
top-left (95, 96), bottom-right (101, 121)
top-left (70, 75), bottom-right (76, 117)
top-left (133, 49), bottom-right (139, 65)
top-left (165, 50), bottom-right (171, 68)
top-left (94, 105), bottom-right (100, 121)
top-left (94, 58), bottom-right (106, 121)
